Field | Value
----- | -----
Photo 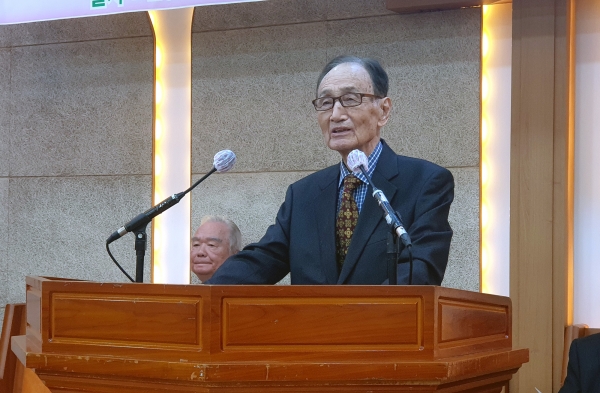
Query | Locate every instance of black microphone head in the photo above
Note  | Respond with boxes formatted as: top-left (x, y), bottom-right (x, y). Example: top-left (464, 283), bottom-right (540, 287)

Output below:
top-left (347, 149), bottom-right (368, 174)
top-left (214, 150), bottom-right (236, 173)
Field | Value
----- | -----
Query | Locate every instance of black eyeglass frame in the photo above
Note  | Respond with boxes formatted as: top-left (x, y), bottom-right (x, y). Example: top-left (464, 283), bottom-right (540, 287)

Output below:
top-left (312, 92), bottom-right (383, 111)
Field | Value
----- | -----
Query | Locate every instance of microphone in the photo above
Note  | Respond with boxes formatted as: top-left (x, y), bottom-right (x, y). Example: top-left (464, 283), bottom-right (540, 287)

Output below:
top-left (213, 149), bottom-right (236, 173)
top-left (106, 150), bottom-right (236, 244)
top-left (347, 149), bottom-right (412, 247)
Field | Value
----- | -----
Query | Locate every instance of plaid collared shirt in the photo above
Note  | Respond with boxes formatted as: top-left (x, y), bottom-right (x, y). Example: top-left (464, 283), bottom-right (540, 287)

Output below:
top-left (337, 141), bottom-right (383, 214)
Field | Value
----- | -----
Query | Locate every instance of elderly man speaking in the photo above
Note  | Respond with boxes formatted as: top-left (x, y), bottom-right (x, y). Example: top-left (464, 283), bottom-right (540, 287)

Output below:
top-left (206, 55), bottom-right (454, 285)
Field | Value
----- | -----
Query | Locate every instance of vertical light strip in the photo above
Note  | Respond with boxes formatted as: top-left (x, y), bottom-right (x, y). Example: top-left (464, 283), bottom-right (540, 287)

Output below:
top-left (566, 0), bottom-right (576, 326)
top-left (480, 3), bottom-right (512, 296)
top-left (149, 8), bottom-right (194, 284)
top-left (573, 0), bottom-right (600, 327)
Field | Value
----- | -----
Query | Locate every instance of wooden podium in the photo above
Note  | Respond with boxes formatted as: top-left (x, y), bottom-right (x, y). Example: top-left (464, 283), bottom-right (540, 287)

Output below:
top-left (12, 276), bottom-right (528, 392)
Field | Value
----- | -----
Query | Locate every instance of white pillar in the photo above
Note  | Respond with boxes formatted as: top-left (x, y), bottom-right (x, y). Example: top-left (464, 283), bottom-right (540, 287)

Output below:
top-left (573, 0), bottom-right (600, 327)
top-left (481, 3), bottom-right (512, 296)
top-left (149, 8), bottom-right (194, 284)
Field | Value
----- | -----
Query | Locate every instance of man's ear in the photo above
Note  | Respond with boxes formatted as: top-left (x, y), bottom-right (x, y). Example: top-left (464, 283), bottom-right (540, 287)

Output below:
top-left (378, 97), bottom-right (392, 127)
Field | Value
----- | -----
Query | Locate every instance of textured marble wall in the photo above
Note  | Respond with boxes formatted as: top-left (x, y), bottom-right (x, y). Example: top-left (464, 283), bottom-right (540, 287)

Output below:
top-left (191, 1), bottom-right (481, 290)
top-left (446, 168), bottom-right (480, 290)
top-left (0, 12), bottom-right (155, 334)
top-left (6, 176), bottom-right (153, 303)
top-left (0, 179), bottom-right (7, 326)
top-left (191, 0), bottom-right (395, 32)
top-left (0, 49), bottom-right (9, 176)
top-left (0, 46), bottom-right (11, 331)
top-left (10, 38), bottom-right (153, 177)
top-left (1, 13), bottom-right (152, 46)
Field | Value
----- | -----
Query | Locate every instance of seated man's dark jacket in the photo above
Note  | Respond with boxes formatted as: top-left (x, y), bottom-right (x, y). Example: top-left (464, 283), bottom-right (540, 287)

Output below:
top-left (206, 140), bottom-right (454, 285)
top-left (560, 333), bottom-right (600, 393)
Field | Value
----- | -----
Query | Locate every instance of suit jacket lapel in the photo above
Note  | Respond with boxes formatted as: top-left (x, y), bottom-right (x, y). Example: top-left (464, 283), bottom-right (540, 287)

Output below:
top-left (338, 141), bottom-right (399, 284)
top-left (314, 167), bottom-right (340, 284)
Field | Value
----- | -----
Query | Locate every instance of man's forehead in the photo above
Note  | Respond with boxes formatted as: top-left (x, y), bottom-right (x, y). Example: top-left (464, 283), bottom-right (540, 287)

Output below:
top-left (193, 221), bottom-right (229, 238)
top-left (319, 85), bottom-right (361, 95)
top-left (318, 63), bottom-right (372, 95)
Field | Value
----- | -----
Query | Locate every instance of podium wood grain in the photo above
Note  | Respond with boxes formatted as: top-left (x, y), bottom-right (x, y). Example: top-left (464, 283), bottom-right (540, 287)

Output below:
top-left (13, 277), bottom-right (528, 392)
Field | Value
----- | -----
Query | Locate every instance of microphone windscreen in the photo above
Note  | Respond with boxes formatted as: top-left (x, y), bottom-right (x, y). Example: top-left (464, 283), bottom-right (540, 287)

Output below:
top-left (214, 150), bottom-right (236, 173)
top-left (347, 149), bottom-right (368, 173)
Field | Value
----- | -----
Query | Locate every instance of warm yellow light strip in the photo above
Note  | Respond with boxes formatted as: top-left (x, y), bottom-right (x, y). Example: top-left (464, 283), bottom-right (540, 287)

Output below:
top-left (565, 0), bottom-right (575, 326)
top-left (480, 4), bottom-right (512, 295)
top-left (149, 8), bottom-right (194, 284)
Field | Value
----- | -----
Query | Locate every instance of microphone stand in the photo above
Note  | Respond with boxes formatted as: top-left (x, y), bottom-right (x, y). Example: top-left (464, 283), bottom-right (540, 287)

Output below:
top-left (386, 231), bottom-right (399, 285)
top-left (354, 166), bottom-right (413, 285)
top-left (385, 213), bottom-right (413, 285)
top-left (107, 168), bottom-right (218, 283)
top-left (134, 227), bottom-right (149, 283)
top-left (396, 210), bottom-right (414, 285)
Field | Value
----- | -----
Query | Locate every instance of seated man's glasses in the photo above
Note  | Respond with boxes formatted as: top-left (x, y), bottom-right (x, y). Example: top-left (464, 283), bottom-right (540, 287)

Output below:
top-left (312, 92), bottom-right (382, 111)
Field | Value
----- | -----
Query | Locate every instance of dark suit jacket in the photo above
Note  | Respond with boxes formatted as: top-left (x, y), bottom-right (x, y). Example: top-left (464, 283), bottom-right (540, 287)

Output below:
top-left (560, 333), bottom-right (600, 393)
top-left (206, 141), bottom-right (454, 285)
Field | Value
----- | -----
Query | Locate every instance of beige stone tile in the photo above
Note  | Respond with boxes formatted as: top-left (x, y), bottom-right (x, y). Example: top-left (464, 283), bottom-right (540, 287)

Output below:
top-left (325, 0), bottom-right (395, 20)
top-left (192, 0), bottom-right (326, 32)
top-left (443, 167), bottom-right (479, 291)
top-left (192, 8), bottom-right (479, 173)
top-left (5, 175), bottom-right (152, 305)
top-left (0, 178), bottom-right (7, 331)
top-left (0, 178), bottom-right (7, 256)
top-left (191, 0), bottom-right (396, 33)
top-left (325, 8), bottom-right (480, 53)
top-left (191, 171), bottom-right (311, 246)
top-left (10, 38), bottom-right (153, 177)
top-left (326, 9), bottom-right (481, 168)
top-left (7, 13), bottom-right (152, 47)
top-left (0, 308), bottom-right (4, 338)
top-left (191, 22), bottom-right (338, 174)
top-left (189, 174), bottom-right (299, 287)
top-left (0, 49), bottom-right (9, 176)
top-left (0, 26), bottom-right (10, 48)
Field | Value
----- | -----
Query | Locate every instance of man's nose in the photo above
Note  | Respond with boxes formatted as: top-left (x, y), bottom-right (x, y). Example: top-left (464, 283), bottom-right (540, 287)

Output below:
top-left (330, 100), bottom-right (347, 121)
top-left (196, 244), bottom-right (207, 256)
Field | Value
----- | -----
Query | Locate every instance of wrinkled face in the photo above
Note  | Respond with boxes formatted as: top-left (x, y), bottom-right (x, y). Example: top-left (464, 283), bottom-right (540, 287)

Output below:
top-left (190, 221), bottom-right (232, 281)
top-left (316, 63), bottom-right (391, 161)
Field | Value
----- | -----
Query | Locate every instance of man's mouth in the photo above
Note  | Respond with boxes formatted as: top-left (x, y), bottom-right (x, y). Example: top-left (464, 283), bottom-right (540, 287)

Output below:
top-left (331, 127), bottom-right (352, 134)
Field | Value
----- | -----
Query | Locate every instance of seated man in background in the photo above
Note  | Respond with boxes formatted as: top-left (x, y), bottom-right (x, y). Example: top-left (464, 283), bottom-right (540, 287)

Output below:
top-left (560, 332), bottom-right (600, 393)
top-left (190, 216), bottom-right (242, 282)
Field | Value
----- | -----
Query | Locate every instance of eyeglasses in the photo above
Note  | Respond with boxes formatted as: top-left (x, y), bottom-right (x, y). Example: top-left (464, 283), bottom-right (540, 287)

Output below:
top-left (312, 92), bottom-right (382, 111)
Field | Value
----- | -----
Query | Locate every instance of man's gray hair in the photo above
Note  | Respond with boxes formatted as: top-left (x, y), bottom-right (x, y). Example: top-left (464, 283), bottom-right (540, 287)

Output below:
top-left (200, 215), bottom-right (242, 254)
